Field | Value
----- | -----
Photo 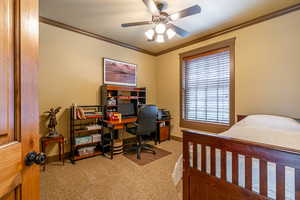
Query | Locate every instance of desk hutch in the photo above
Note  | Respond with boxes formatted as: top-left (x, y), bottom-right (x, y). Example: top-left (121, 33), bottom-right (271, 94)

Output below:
top-left (101, 85), bottom-right (147, 115)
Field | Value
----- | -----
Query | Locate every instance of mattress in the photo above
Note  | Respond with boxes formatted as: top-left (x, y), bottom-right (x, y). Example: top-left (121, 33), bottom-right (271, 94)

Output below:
top-left (172, 115), bottom-right (300, 200)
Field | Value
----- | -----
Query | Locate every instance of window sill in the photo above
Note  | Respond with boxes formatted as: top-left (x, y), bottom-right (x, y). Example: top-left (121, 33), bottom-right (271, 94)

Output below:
top-left (180, 120), bottom-right (231, 133)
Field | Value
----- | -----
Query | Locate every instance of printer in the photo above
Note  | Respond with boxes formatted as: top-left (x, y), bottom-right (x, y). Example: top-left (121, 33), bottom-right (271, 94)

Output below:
top-left (157, 109), bottom-right (171, 120)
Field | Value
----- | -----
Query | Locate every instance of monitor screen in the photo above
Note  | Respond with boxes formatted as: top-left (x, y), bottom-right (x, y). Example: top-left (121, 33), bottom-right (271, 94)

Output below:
top-left (118, 103), bottom-right (135, 116)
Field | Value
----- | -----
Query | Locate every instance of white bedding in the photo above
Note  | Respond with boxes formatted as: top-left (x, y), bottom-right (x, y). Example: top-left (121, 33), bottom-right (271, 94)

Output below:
top-left (222, 115), bottom-right (300, 149)
top-left (172, 115), bottom-right (300, 200)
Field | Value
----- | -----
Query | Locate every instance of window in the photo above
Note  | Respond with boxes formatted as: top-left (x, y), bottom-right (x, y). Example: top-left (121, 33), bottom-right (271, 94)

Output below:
top-left (180, 38), bottom-right (235, 133)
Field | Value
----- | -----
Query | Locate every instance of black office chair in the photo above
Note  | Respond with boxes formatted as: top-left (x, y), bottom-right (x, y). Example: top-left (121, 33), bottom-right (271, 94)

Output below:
top-left (124, 105), bottom-right (158, 160)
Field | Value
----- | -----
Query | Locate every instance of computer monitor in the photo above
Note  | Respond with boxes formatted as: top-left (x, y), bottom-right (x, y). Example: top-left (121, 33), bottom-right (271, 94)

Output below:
top-left (118, 103), bottom-right (135, 117)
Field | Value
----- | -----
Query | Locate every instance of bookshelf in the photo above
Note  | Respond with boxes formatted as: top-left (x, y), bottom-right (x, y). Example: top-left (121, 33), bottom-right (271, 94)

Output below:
top-left (70, 105), bottom-right (105, 163)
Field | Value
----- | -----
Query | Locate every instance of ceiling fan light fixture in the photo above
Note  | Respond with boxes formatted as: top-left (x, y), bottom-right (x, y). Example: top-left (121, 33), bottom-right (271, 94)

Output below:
top-left (166, 28), bottom-right (176, 39)
top-left (170, 13), bottom-right (180, 21)
top-left (155, 23), bottom-right (166, 34)
top-left (145, 29), bottom-right (155, 40)
top-left (155, 34), bottom-right (165, 43)
top-left (121, 2), bottom-right (201, 43)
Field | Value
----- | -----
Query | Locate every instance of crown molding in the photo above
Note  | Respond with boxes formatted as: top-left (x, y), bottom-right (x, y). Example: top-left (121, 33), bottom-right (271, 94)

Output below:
top-left (154, 3), bottom-right (300, 56)
top-left (40, 3), bottom-right (300, 57)
top-left (39, 16), bottom-right (156, 56)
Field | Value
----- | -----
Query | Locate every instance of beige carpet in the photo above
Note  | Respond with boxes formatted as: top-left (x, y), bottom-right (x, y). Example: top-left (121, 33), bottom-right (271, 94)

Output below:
top-left (41, 140), bottom-right (182, 200)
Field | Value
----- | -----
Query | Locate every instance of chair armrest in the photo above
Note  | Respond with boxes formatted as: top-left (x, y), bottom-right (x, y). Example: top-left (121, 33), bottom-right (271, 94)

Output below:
top-left (132, 122), bottom-right (139, 127)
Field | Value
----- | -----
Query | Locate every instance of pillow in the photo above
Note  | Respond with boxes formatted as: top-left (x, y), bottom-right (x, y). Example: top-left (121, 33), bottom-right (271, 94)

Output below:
top-left (235, 114), bottom-right (300, 132)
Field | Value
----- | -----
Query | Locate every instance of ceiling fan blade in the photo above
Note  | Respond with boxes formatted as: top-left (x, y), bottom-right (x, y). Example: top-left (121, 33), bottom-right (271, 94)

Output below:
top-left (121, 21), bottom-right (153, 27)
top-left (168, 24), bottom-right (190, 37)
top-left (142, 0), bottom-right (160, 16)
top-left (169, 5), bottom-right (201, 21)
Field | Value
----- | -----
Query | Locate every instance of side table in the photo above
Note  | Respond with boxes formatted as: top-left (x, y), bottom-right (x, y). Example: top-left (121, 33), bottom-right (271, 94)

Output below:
top-left (41, 135), bottom-right (65, 170)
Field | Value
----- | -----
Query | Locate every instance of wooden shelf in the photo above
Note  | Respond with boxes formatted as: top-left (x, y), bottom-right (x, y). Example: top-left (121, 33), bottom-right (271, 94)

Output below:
top-left (74, 115), bottom-right (103, 120)
top-left (75, 141), bottom-right (100, 148)
top-left (74, 128), bottom-right (102, 134)
top-left (74, 151), bottom-right (102, 161)
top-left (108, 96), bottom-right (145, 100)
top-left (70, 105), bottom-right (104, 163)
top-left (118, 96), bottom-right (139, 100)
top-left (86, 115), bottom-right (103, 119)
top-left (105, 85), bottom-right (146, 92)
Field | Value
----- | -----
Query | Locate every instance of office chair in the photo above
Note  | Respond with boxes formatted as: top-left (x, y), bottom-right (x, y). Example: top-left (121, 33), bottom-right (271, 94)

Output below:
top-left (124, 105), bottom-right (158, 160)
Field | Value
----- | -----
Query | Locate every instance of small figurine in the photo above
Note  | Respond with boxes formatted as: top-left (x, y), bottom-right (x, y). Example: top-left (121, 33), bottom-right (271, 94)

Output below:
top-left (45, 107), bottom-right (62, 137)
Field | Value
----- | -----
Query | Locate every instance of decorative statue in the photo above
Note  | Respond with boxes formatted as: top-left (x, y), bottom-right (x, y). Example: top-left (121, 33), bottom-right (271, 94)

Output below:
top-left (45, 107), bottom-right (62, 137)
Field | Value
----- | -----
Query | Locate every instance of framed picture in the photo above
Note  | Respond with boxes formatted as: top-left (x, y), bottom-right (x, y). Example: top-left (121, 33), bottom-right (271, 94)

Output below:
top-left (103, 58), bottom-right (137, 86)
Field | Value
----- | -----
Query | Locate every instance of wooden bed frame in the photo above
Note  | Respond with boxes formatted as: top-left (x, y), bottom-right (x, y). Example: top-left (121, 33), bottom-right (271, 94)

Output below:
top-left (183, 115), bottom-right (300, 200)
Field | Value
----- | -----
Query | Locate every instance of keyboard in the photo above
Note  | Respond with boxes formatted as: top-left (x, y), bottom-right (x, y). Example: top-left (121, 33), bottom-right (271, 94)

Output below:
top-left (122, 115), bottom-right (136, 119)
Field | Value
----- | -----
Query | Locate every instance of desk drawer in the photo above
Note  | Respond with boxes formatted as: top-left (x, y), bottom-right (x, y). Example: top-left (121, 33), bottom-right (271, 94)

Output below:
top-left (160, 126), bottom-right (169, 141)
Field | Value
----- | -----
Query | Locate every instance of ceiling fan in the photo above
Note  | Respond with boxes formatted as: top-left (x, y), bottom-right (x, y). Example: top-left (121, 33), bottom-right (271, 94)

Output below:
top-left (121, 0), bottom-right (201, 43)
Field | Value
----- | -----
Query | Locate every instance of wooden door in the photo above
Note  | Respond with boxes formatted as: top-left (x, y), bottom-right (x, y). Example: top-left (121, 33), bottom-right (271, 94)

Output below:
top-left (0, 0), bottom-right (39, 199)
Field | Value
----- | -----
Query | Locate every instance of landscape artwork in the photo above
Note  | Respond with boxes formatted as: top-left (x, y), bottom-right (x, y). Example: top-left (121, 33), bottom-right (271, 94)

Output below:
top-left (103, 58), bottom-right (137, 86)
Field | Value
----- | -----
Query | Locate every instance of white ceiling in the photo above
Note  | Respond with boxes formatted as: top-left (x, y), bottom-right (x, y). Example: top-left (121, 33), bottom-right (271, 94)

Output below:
top-left (40, 0), bottom-right (300, 54)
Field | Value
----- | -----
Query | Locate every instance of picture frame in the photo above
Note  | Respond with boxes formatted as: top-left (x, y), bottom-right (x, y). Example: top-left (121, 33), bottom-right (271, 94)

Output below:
top-left (103, 58), bottom-right (137, 86)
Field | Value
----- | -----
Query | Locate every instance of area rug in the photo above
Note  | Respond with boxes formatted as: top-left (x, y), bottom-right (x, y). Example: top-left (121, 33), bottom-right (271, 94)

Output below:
top-left (123, 147), bottom-right (172, 166)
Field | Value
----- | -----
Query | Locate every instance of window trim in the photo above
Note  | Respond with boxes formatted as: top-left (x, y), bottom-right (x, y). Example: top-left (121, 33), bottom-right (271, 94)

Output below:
top-left (180, 38), bottom-right (235, 133)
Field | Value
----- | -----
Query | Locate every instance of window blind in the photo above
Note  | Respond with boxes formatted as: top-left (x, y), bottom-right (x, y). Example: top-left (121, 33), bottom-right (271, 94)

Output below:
top-left (183, 48), bottom-right (231, 124)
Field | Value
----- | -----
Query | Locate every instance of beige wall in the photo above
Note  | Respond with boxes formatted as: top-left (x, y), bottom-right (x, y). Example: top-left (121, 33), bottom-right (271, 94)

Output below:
top-left (40, 10), bottom-right (300, 155)
top-left (39, 23), bottom-right (157, 156)
top-left (156, 10), bottom-right (300, 137)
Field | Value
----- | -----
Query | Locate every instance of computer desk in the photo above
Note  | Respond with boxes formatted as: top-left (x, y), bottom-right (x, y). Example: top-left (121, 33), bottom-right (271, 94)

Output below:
top-left (103, 117), bottom-right (137, 159)
top-left (103, 117), bottom-right (167, 159)
top-left (103, 117), bottom-right (137, 130)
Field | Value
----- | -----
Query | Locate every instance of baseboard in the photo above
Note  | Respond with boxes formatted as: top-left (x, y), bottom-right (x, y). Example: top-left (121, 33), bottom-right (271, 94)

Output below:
top-left (171, 135), bottom-right (182, 142)
top-left (47, 152), bottom-right (70, 163)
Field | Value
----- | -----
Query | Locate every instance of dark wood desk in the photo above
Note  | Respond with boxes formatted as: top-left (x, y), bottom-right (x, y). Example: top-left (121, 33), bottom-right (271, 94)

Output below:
top-left (103, 118), bottom-right (137, 159)
top-left (103, 118), bottom-right (171, 159)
